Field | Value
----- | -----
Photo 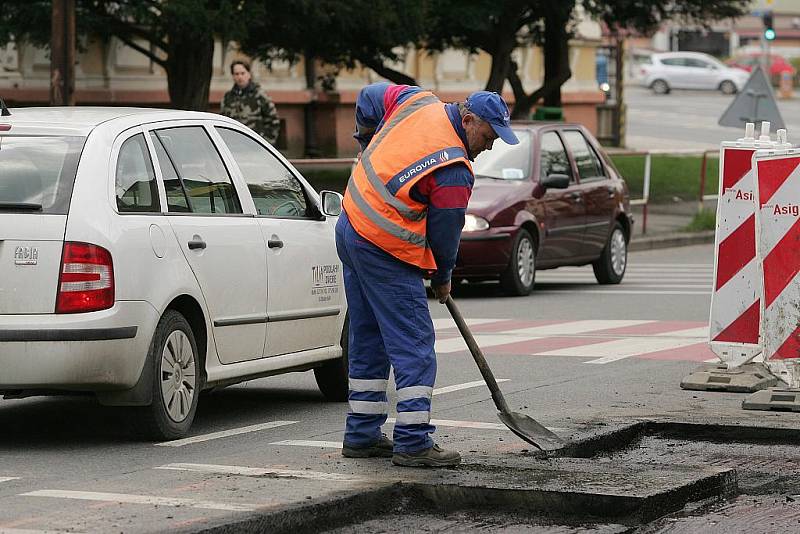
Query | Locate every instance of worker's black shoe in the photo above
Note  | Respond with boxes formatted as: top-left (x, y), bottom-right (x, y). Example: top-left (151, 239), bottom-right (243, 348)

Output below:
top-left (342, 434), bottom-right (394, 458)
top-left (392, 444), bottom-right (461, 467)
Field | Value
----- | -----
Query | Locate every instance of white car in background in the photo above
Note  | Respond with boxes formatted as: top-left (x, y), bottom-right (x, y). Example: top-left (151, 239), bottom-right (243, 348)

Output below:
top-left (0, 107), bottom-right (349, 440)
top-left (640, 51), bottom-right (750, 95)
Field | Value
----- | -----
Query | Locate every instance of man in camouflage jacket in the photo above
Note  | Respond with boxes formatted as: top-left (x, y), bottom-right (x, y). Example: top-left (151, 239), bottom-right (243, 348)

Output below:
top-left (221, 60), bottom-right (280, 144)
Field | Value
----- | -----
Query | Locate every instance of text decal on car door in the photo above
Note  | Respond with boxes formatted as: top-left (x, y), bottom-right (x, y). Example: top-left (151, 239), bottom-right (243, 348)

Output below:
top-left (14, 246), bottom-right (38, 266)
top-left (311, 264), bottom-right (340, 302)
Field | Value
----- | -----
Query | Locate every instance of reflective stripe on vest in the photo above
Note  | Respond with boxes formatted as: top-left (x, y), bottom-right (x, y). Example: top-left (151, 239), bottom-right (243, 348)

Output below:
top-left (343, 91), bottom-right (472, 270)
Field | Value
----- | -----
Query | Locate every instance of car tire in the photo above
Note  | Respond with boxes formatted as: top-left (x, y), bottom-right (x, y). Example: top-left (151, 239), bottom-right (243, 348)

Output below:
top-left (500, 229), bottom-right (536, 296)
top-left (593, 222), bottom-right (627, 285)
top-left (719, 80), bottom-right (737, 95)
top-left (132, 310), bottom-right (202, 441)
top-left (651, 79), bottom-right (670, 94)
top-left (314, 314), bottom-right (349, 401)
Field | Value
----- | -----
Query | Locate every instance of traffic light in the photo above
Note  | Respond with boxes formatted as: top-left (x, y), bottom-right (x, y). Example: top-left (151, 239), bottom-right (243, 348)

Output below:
top-left (763, 11), bottom-right (776, 41)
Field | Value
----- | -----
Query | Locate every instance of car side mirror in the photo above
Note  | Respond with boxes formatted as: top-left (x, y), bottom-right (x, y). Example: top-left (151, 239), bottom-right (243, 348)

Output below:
top-left (320, 190), bottom-right (343, 217)
top-left (541, 173), bottom-right (570, 189)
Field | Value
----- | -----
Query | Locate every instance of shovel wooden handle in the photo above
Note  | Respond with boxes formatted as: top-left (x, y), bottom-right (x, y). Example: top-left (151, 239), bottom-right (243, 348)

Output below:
top-left (445, 295), bottom-right (511, 414)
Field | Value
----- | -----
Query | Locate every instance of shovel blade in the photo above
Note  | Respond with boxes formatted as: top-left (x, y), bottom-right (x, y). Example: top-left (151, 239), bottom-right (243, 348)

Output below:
top-left (498, 411), bottom-right (565, 451)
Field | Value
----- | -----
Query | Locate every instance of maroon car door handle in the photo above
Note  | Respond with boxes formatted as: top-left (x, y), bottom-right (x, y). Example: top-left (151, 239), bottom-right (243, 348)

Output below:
top-left (569, 192), bottom-right (582, 202)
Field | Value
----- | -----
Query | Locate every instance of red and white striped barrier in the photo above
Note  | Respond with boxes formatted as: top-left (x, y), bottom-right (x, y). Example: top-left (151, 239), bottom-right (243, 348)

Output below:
top-left (709, 123), bottom-right (779, 367)
top-left (754, 147), bottom-right (800, 386)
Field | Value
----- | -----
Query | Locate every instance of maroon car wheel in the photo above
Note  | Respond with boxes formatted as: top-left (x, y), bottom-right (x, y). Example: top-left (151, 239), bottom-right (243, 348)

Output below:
top-left (593, 222), bottom-right (627, 284)
top-left (500, 229), bottom-right (536, 296)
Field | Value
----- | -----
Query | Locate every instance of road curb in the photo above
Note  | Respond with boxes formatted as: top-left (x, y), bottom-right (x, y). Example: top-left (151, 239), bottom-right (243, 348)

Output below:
top-left (630, 230), bottom-right (714, 252)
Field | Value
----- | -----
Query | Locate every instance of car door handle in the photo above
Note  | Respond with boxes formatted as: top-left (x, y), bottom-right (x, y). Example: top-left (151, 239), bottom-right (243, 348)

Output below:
top-left (268, 238), bottom-right (284, 249)
top-left (569, 192), bottom-right (582, 202)
top-left (187, 239), bottom-right (206, 250)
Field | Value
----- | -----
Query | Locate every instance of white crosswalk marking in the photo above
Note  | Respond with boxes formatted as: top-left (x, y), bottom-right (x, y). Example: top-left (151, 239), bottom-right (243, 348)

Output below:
top-left (0, 477), bottom-right (20, 484)
top-left (21, 490), bottom-right (255, 512)
top-left (435, 319), bottom-right (653, 354)
top-left (156, 463), bottom-right (365, 482)
top-left (431, 317), bottom-right (501, 330)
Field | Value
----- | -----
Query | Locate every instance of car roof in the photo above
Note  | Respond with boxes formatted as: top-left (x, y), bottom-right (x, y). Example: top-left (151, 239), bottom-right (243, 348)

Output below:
top-left (652, 51), bottom-right (718, 60)
top-left (1, 107), bottom-right (227, 136)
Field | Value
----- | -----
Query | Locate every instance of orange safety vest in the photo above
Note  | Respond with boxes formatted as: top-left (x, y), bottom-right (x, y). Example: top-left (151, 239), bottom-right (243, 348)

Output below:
top-left (343, 91), bottom-right (473, 271)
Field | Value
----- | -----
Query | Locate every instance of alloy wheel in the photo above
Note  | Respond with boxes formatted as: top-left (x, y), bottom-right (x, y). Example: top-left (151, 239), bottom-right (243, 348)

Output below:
top-left (517, 236), bottom-right (535, 287)
top-left (610, 228), bottom-right (627, 276)
top-left (160, 330), bottom-right (197, 423)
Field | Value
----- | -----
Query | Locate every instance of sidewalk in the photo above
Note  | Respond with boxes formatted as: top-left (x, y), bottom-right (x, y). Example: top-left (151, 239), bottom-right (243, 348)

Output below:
top-left (629, 200), bottom-right (716, 251)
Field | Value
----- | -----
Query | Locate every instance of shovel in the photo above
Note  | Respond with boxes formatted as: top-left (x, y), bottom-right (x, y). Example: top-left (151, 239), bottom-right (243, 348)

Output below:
top-left (444, 295), bottom-right (564, 451)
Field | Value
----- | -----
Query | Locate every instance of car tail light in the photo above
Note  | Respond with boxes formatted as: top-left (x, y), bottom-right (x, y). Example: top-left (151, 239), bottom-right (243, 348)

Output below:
top-left (56, 242), bottom-right (114, 313)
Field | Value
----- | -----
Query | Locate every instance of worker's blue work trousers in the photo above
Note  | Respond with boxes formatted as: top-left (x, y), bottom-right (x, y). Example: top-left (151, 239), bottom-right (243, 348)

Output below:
top-left (335, 212), bottom-right (436, 453)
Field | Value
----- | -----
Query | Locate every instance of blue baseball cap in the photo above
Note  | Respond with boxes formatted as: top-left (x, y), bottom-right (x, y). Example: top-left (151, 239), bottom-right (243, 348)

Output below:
top-left (465, 91), bottom-right (519, 145)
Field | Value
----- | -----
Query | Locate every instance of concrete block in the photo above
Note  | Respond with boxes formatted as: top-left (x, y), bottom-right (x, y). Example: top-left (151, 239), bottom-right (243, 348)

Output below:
top-left (680, 362), bottom-right (778, 393)
top-left (742, 387), bottom-right (800, 412)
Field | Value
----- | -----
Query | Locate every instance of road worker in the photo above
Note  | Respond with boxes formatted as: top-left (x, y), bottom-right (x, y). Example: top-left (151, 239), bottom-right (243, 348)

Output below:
top-left (337, 82), bottom-right (518, 467)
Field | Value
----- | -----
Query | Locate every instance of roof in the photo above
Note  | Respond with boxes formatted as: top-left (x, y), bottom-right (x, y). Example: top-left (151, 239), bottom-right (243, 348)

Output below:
top-left (0, 106), bottom-right (224, 136)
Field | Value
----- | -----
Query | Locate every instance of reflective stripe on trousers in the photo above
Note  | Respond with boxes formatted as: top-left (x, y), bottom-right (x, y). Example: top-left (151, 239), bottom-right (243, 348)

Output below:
top-left (337, 212), bottom-right (437, 453)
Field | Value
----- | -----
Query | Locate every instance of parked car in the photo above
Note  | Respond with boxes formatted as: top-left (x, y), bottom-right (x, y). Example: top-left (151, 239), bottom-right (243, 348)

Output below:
top-left (0, 107), bottom-right (348, 439)
top-left (640, 51), bottom-right (749, 94)
top-left (726, 53), bottom-right (796, 85)
top-left (454, 123), bottom-right (633, 296)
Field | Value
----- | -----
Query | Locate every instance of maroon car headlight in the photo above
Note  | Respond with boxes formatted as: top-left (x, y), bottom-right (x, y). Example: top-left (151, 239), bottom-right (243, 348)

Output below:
top-left (463, 214), bottom-right (490, 232)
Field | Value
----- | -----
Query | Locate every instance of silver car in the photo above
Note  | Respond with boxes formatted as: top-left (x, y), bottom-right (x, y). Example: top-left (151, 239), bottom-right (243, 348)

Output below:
top-left (641, 52), bottom-right (749, 95)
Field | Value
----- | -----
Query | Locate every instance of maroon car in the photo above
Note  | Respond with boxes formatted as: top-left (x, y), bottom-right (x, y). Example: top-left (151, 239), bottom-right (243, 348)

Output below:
top-left (454, 122), bottom-right (633, 296)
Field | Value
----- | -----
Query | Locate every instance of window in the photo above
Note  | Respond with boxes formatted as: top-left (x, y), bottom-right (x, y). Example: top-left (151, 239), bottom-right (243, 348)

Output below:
top-left (0, 136), bottom-right (85, 214)
top-left (539, 132), bottom-right (572, 181)
top-left (115, 134), bottom-right (159, 213)
top-left (660, 58), bottom-right (686, 67)
top-left (471, 130), bottom-right (531, 180)
top-left (685, 58), bottom-right (711, 69)
top-left (216, 127), bottom-right (309, 217)
top-left (151, 126), bottom-right (242, 215)
top-left (563, 131), bottom-right (606, 183)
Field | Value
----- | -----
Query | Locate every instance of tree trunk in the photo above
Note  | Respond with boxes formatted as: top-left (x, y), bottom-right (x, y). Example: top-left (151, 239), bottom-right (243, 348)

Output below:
top-left (165, 30), bottom-right (214, 111)
top-left (507, 4), bottom-right (573, 119)
top-left (483, 35), bottom-right (516, 93)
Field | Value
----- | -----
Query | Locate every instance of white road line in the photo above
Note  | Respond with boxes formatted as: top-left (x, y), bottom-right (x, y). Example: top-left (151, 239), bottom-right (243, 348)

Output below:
top-left (435, 319), bottom-right (653, 353)
top-left (0, 477), bottom-right (20, 484)
top-left (21, 490), bottom-right (255, 512)
top-left (432, 380), bottom-right (509, 395)
top-left (270, 440), bottom-right (343, 449)
top-left (155, 421), bottom-right (297, 447)
top-left (0, 529), bottom-right (83, 534)
top-left (156, 463), bottom-right (364, 482)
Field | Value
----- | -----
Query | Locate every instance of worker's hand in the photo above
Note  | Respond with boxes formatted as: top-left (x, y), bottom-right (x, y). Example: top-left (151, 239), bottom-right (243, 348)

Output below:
top-left (432, 281), bottom-right (451, 304)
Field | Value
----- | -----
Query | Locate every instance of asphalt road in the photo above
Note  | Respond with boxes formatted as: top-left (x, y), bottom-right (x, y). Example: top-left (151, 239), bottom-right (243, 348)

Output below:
top-left (0, 243), bottom-right (796, 532)
top-left (625, 85), bottom-right (800, 150)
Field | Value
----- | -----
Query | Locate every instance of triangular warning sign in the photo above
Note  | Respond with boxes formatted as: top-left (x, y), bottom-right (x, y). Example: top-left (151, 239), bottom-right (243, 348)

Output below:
top-left (719, 65), bottom-right (785, 129)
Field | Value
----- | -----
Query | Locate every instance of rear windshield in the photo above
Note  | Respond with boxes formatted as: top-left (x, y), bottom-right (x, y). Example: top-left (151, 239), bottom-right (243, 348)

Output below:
top-left (472, 130), bottom-right (531, 180)
top-left (0, 136), bottom-right (85, 214)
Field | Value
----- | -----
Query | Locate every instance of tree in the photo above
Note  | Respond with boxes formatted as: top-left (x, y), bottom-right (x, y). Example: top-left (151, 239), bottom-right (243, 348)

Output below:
top-left (239, 0), bottom-right (428, 87)
top-left (426, 0), bottom-right (750, 119)
top-left (1, 0), bottom-right (256, 110)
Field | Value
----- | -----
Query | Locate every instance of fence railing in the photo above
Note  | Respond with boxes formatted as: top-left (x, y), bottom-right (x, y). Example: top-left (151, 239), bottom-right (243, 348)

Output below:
top-left (606, 148), bottom-right (717, 234)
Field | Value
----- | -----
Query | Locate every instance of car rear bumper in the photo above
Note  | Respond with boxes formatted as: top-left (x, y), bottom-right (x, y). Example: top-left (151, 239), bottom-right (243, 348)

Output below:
top-left (0, 301), bottom-right (158, 391)
top-left (453, 227), bottom-right (515, 277)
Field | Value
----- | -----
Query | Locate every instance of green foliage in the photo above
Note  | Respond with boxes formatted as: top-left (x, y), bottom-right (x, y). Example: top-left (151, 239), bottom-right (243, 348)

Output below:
top-left (239, 0), bottom-right (428, 85)
top-left (583, 0), bottom-right (751, 35)
top-left (684, 208), bottom-right (716, 232)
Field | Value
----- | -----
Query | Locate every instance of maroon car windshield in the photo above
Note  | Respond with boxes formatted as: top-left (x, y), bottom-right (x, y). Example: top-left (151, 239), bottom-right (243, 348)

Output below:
top-left (472, 130), bottom-right (530, 180)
